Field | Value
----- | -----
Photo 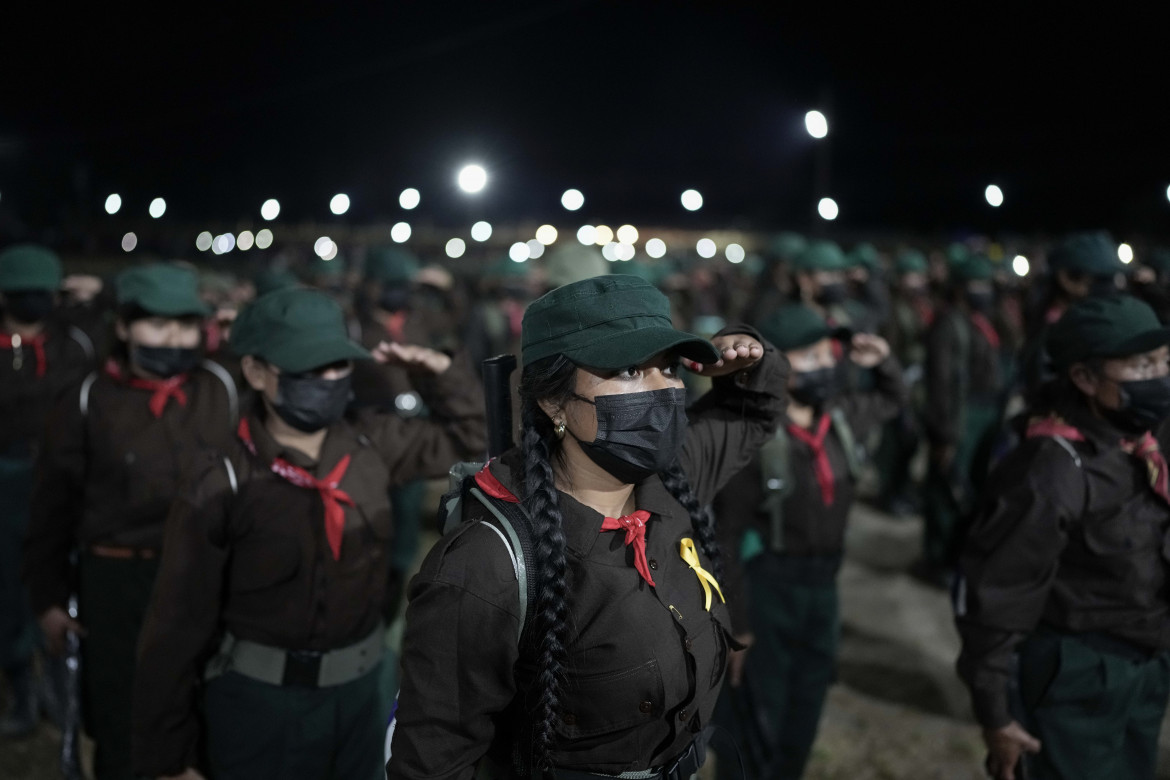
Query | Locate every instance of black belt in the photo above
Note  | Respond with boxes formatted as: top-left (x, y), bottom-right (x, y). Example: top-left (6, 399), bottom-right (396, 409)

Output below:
top-left (554, 729), bottom-right (707, 780)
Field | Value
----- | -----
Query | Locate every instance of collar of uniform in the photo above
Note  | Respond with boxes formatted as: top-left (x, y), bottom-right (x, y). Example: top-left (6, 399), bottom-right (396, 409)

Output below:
top-left (487, 449), bottom-right (677, 558)
top-left (242, 401), bottom-right (357, 473)
top-left (1054, 396), bottom-right (1126, 451)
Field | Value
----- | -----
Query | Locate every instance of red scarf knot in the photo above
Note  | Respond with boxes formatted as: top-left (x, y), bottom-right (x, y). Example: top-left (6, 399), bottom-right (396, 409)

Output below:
top-left (105, 359), bottom-right (188, 417)
top-left (1025, 415), bottom-right (1086, 443)
top-left (237, 418), bottom-right (355, 560)
top-left (382, 311), bottom-right (408, 344)
top-left (1121, 432), bottom-right (1170, 505)
top-left (969, 312), bottom-right (1001, 351)
top-left (1, 332), bottom-right (47, 377)
top-left (600, 510), bottom-right (656, 587)
top-left (786, 414), bottom-right (836, 507)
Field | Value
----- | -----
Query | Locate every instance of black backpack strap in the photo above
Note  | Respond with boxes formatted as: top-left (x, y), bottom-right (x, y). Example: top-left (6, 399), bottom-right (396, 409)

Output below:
top-left (467, 481), bottom-right (537, 648)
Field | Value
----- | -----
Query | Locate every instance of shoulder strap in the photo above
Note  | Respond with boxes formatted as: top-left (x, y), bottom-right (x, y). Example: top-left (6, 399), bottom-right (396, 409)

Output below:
top-left (467, 486), bottom-right (532, 645)
top-left (222, 456), bottom-right (239, 495)
top-left (67, 326), bottom-right (95, 362)
top-left (201, 359), bottom-right (239, 425)
top-left (829, 407), bottom-right (864, 479)
top-left (78, 371), bottom-right (99, 417)
top-left (758, 426), bottom-right (793, 552)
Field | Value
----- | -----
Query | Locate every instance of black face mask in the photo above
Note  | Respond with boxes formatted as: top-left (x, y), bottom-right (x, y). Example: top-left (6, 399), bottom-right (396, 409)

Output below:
top-left (379, 286), bottom-right (412, 313)
top-left (569, 387), bottom-right (688, 485)
top-left (817, 282), bottom-right (847, 305)
top-left (1104, 376), bottom-right (1170, 433)
top-left (789, 366), bottom-right (837, 409)
top-left (4, 290), bottom-right (55, 324)
top-left (967, 290), bottom-right (995, 314)
top-left (272, 372), bottom-right (352, 433)
top-left (131, 345), bottom-right (201, 378)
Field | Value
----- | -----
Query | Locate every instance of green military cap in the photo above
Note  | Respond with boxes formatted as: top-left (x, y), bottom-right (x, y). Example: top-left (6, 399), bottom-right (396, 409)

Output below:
top-left (366, 246), bottom-right (419, 284)
top-left (758, 304), bottom-right (833, 352)
top-left (1047, 295), bottom-right (1170, 369)
top-left (791, 240), bottom-right (848, 272)
top-left (848, 243), bottom-right (881, 270)
top-left (0, 245), bottom-right (63, 292)
top-left (522, 274), bottom-right (720, 370)
top-left (253, 268), bottom-right (301, 297)
top-left (1049, 232), bottom-right (1123, 276)
top-left (895, 248), bottom-right (929, 276)
top-left (231, 287), bottom-right (371, 373)
top-left (953, 253), bottom-right (994, 282)
top-left (116, 264), bottom-right (211, 317)
top-left (946, 242), bottom-right (971, 267)
top-left (771, 232), bottom-right (808, 260)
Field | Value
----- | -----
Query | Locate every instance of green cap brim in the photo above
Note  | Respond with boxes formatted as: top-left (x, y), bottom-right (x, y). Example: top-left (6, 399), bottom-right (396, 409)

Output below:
top-left (260, 336), bottom-right (373, 373)
top-left (1106, 328), bottom-right (1170, 360)
top-left (569, 326), bottom-right (721, 371)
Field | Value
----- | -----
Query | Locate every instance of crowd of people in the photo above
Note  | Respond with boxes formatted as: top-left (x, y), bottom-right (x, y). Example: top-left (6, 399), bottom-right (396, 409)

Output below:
top-left (2, 229), bottom-right (1170, 780)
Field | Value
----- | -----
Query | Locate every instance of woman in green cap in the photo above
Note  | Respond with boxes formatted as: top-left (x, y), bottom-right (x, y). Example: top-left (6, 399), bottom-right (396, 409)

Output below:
top-left (388, 275), bottom-right (789, 780)
top-left (131, 287), bottom-right (485, 780)
top-left (23, 263), bottom-right (238, 780)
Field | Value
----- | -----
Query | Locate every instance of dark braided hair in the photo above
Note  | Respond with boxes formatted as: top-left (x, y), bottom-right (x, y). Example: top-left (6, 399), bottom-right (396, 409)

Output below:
top-left (517, 354), bottom-right (577, 772)
top-left (659, 462), bottom-right (723, 581)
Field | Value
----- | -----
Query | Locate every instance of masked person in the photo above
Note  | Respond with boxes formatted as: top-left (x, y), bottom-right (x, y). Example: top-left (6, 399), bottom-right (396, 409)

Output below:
top-left (876, 249), bottom-right (934, 516)
top-left (957, 295), bottom-right (1170, 780)
top-left (387, 275), bottom-right (789, 779)
top-left (1019, 232), bottom-right (1125, 402)
top-left (131, 287), bottom-right (485, 780)
top-left (0, 245), bottom-right (97, 738)
top-left (21, 263), bottom-right (236, 779)
top-left (919, 253), bottom-right (1006, 586)
top-left (745, 232), bottom-right (806, 329)
top-left (711, 304), bottom-right (904, 780)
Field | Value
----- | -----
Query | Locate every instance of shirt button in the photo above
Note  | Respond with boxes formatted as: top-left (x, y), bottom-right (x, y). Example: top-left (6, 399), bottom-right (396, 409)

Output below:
top-left (649, 559), bottom-right (658, 570)
top-left (678, 709), bottom-right (689, 722)
top-left (562, 713), bottom-right (577, 726)
top-left (639, 701), bottom-right (652, 714)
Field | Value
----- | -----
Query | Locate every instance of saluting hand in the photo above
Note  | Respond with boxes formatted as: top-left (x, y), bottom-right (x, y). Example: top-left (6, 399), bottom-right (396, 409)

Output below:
top-left (849, 333), bottom-right (890, 368)
top-left (372, 341), bottom-right (452, 375)
top-left (983, 721), bottom-right (1041, 780)
top-left (682, 334), bottom-right (764, 378)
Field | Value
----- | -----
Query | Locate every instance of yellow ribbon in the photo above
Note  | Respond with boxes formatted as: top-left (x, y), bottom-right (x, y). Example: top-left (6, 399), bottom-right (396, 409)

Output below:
top-left (679, 538), bottom-right (725, 612)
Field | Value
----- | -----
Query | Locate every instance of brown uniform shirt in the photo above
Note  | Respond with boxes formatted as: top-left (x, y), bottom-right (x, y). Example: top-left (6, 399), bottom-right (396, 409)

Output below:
top-left (131, 355), bottom-right (485, 778)
top-left (956, 397), bottom-right (1170, 728)
top-left (387, 331), bottom-right (789, 779)
top-left (23, 358), bottom-right (238, 614)
top-left (925, 307), bottom-right (1003, 446)
top-left (0, 320), bottom-right (96, 457)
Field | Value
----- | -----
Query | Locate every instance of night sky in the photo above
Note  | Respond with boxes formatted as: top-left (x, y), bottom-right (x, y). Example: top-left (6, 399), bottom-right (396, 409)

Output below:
top-left (3, 3), bottom-right (1168, 239)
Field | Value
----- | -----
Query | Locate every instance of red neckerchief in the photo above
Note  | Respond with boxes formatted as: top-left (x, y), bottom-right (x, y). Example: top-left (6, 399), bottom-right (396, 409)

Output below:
top-left (1027, 415), bottom-right (1170, 505)
top-left (912, 298), bottom-right (935, 328)
top-left (787, 414), bottom-right (835, 506)
top-left (1121, 432), bottom-right (1170, 506)
top-left (381, 311), bottom-right (408, 343)
top-left (501, 300), bottom-right (525, 340)
top-left (601, 510), bottom-right (656, 587)
top-left (105, 359), bottom-right (188, 418)
top-left (0, 331), bottom-right (47, 377)
top-left (238, 419), bottom-right (354, 560)
top-left (474, 464), bottom-right (657, 586)
top-left (969, 312), bottom-right (1001, 350)
top-left (1046, 303), bottom-right (1066, 325)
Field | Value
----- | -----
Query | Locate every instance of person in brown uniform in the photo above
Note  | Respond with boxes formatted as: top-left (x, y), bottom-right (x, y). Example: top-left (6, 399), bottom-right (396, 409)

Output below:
top-left (387, 275), bottom-right (789, 779)
top-left (957, 295), bottom-right (1170, 780)
top-left (0, 245), bottom-right (98, 737)
top-left (22, 263), bottom-right (237, 779)
top-left (711, 304), bottom-right (904, 780)
top-left (131, 287), bottom-right (485, 780)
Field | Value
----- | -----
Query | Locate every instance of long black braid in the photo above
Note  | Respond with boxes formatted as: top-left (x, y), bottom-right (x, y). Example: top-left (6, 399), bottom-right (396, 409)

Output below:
top-left (660, 462), bottom-right (723, 581)
top-left (517, 355), bottom-right (577, 772)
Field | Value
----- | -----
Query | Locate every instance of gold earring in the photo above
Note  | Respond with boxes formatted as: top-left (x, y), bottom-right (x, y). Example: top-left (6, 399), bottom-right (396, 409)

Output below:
top-left (554, 420), bottom-right (566, 439)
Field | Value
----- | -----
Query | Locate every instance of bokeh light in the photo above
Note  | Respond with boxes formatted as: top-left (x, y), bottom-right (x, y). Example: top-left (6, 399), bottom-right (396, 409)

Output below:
top-left (526, 239), bottom-right (546, 259)
top-left (681, 189), bottom-right (703, 211)
top-left (104, 193), bottom-right (122, 214)
top-left (805, 110), bottom-right (829, 139)
top-left (121, 232), bottom-right (137, 252)
top-left (601, 242), bottom-right (619, 262)
top-left (195, 231), bottom-right (213, 251)
top-left (509, 242), bottom-right (530, 262)
top-left (399, 188), bottom-right (420, 210)
top-left (237, 230), bottom-right (255, 251)
top-left (615, 243), bottom-right (635, 261)
top-left (457, 164), bottom-right (487, 194)
top-left (985, 185), bottom-right (1004, 207)
top-left (818, 197), bottom-right (839, 220)
top-left (577, 225), bottom-right (597, 245)
top-left (255, 229), bottom-right (274, 249)
top-left (313, 236), bottom-right (334, 258)
top-left (1012, 255), bottom-right (1030, 276)
top-left (471, 221), bottom-right (493, 242)
top-left (261, 199), bottom-right (281, 220)
top-left (594, 225), bottom-right (614, 245)
top-left (645, 238), bottom-right (667, 258)
top-left (391, 222), bottom-right (411, 243)
top-left (535, 225), bottom-right (558, 245)
top-left (213, 234), bottom-right (237, 255)
top-left (616, 224), bottom-right (638, 244)
top-left (696, 238), bottom-right (716, 258)
top-left (1119, 243), bottom-right (1134, 264)
top-left (330, 193), bottom-right (350, 215)
top-left (445, 238), bottom-right (466, 258)
top-left (561, 189), bottom-right (584, 211)
top-left (726, 243), bottom-right (746, 263)
top-left (149, 198), bottom-right (166, 218)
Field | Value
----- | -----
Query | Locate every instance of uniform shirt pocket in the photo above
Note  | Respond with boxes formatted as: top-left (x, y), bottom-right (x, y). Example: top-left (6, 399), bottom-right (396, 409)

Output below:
top-left (556, 658), bottom-right (665, 741)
